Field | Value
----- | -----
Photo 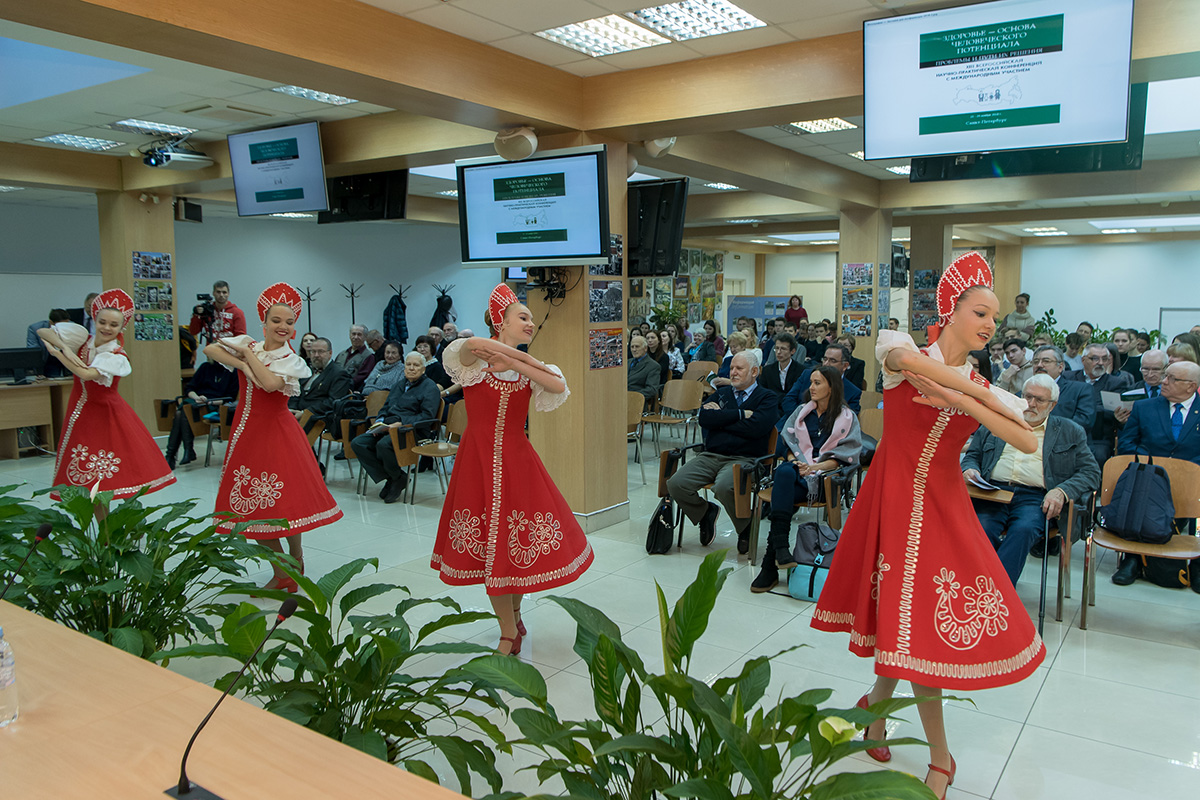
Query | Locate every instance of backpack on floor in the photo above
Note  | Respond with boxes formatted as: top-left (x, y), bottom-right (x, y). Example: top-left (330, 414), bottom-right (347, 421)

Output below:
top-left (646, 498), bottom-right (674, 555)
top-left (787, 522), bottom-right (840, 602)
top-left (1098, 456), bottom-right (1175, 545)
top-left (1140, 555), bottom-right (1190, 589)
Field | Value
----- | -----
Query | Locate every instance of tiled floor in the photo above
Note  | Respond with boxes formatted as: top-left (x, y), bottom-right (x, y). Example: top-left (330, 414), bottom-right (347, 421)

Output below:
top-left (5, 436), bottom-right (1200, 799)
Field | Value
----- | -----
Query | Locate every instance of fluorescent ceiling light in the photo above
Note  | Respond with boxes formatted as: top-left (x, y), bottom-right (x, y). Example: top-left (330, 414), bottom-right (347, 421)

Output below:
top-left (109, 118), bottom-right (196, 136)
top-left (1090, 215), bottom-right (1200, 229)
top-left (0, 185), bottom-right (25, 192)
top-left (626, 0), bottom-right (765, 42)
top-left (535, 14), bottom-right (669, 57)
top-left (269, 212), bottom-right (315, 219)
top-left (1145, 77), bottom-right (1200, 135)
top-left (1023, 226), bottom-right (1060, 233)
top-left (750, 239), bottom-right (770, 244)
top-left (271, 85), bottom-right (358, 106)
top-left (848, 151), bottom-right (865, 160)
top-left (410, 164), bottom-right (457, 181)
top-left (1100, 228), bottom-right (1138, 234)
top-left (34, 133), bottom-right (122, 151)
top-left (703, 182), bottom-right (740, 190)
top-left (809, 240), bottom-right (839, 245)
top-left (892, 237), bottom-right (910, 242)
top-left (437, 189), bottom-right (459, 197)
top-left (886, 164), bottom-right (911, 175)
top-left (726, 218), bottom-right (762, 224)
top-left (772, 232), bottom-right (839, 242)
top-left (1032, 231), bottom-right (1069, 237)
top-left (787, 118), bottom-right (858, 134)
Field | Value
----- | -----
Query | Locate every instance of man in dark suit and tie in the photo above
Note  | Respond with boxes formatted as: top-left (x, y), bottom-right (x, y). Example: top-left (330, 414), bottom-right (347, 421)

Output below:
top-left (777, 343), bottom-right (862, 430)
top-left (1064, 343), bottom-right (1133, 466)
top-left (1031, 345), bottom-right (1094, 432)
top-left (1115, 349), bottom-right (1167, 428)
top-left (1111, 360), bottom-right (1200, 587)
top-left (289, 337), bottom-right (352, 432)
top-left (667, 352), bottom-right (780, 554)
top-left (757, 333), bottom-right (802, 412)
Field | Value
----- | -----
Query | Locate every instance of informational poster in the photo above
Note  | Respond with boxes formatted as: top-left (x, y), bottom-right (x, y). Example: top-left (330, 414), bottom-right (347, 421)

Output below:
top-left (132, 251), bottom-right (171, 279)
top-left (842, 313), bottom-right (872, 338)
top-left (726, 296), bottom-right (790, 339)
top-left (134, 312), bottom-right (174, 341)
top-left (912, 269), bottom-right (940, 290)
top-left (673, 276), bottom-right (689, 299)
top-left (589, 328), bottom-right (623, 370)
top-left (842, 287), bottom-right (873, 311)
top-left (841, 262), bottom-right (873, 287)
top-left (133, 280), bottom-right (172, 311)
top-left (589, 280), bottom-right (622, 323)
top-left (878, 291), bottom-right (891, 317)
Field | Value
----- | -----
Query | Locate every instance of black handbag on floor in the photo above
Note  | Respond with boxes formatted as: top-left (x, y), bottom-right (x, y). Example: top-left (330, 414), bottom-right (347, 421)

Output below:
top-left (646, 498), bottom-right (674, 555)
top-left (1098, 456), bottom-right (1175, 545)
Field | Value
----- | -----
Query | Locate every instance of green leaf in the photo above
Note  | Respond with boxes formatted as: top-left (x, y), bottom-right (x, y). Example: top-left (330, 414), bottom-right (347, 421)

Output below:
top-left (417, 610), bottom-right (497, 643)
top-left (807, 770), bottom-right (938, 800)
top-left (711, 654), bottom-right (772, 710)
top-left (338, 583), bottom-right (398, 618)
top-left (110, 627), bottom-right (146, 656)
top-left (656, 582), bottom-right (674, 676)
top-left (511, 707), bottom-right (573, 748)
top-left (220, 602), bottom-right (268, 661)
top-left (342, 726), bottom-right (388, 761)
top-left (548, 595), bottom-right (647, 679)
top-left (663, 778), bottom-right (736, 800)
top-left (457, 655), bottom-right (549, 705)
top-left (589, 634), bottom-right (625, 729)
top-left (404, 759), bottom-right (440, 785)
top-left (316, 557), bottom-right (378, 607)
top-left (668, 550), bottom-right (730, 664)
top-left (594, 733), bottom-right (685, 763)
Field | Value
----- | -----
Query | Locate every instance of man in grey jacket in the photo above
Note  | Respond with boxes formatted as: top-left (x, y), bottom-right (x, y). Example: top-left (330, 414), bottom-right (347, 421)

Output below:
top-left (627, 335), bottom-right (661, 409)
top-left (962, 373), bottom-right (1100, 585)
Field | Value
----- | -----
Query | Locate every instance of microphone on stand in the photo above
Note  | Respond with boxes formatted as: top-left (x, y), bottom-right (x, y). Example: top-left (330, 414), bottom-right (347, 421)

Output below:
top-left (0, 523), bottom-right (52, 602)
top-left (165, 599), bottom-right (299, 799)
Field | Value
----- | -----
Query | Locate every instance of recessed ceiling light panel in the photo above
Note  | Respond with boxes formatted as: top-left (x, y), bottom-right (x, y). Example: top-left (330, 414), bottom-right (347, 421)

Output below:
top-left (437, 189), bottom-right (459, 197)
top-left (269, 212), bottom-right (315, 219)
top-left (109, 119), bottom-right (196, 136)
top-left (0, 185), bottom-right (26, 192)
top-left (271, 85), bottom-right (358, 106)
top-left (626, 0), bottom-right (765, 42)
top-left (1090, 215), bottom-right (1200, 229)
top-left (848, 150), bottom-right (865, 160)
top-left (787, 117), bottom-right (858, 134)
top-left (886, 164), bottom-right (911, 175)
top-left (535, 14), bottom-right (669, 57)
top-left (726, 218), bottom-right (762, 224)
top-left (34, 133), bottom-right (122, 151)
top-left (703, 181), bottom-right (740, 190)
top-left (1023, 226), bottom-right (1061, 232)
top-left (1032, 231), bottom-right (1069, 236)
top-left (1100, 228), bottom-right (1138, 234)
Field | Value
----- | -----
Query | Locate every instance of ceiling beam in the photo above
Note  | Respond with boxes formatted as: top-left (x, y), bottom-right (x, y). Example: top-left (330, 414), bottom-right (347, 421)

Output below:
top-left (0, 142), bottom-right (121, 191)
top-left (683, 192), bottom-right (828, 224)
top-left (894, 200), bottom-right (1200, 228)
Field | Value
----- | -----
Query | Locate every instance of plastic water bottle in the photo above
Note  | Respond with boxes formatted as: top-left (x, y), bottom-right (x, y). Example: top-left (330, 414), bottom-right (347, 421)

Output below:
top-left (0, 626), bottom-right (18, 727)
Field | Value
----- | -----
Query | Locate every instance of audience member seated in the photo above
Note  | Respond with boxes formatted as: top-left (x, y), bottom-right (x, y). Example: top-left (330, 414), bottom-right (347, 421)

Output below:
top-left (753, 365), bottom-right (861, 591)
top-left (686, 323), bottom-right (718, 364)
top-left (427, 326), bottom-right (445, 358)
top-left (414, 334), bottom-right (460, 403)
top-left (988, 340), bottom-right (1007, 373)
top-left (1135, 332), bottom-right (1151, 353)
top-left (645, 329), bottom-right (671, 387)
top-left (334, 324), bottom-right (373, 391)
top-left (627, 335), bottom-right (661, 409)
top-left (1030, 345), bottom-right (1095, 432)
top-left (666, 352), bottom-right (779, 552)
top-left (1115, 349), bottom-right (1167, 428)
top-left (757, 332), bottom-right (802, 409)
top-left (1066, 342), bottom-right (1133, 465)
top-left (998, 338), bottom-right (1034, 394)
top-left (27, 308), bottom-right (70, 377)
top-left (1076, 321), bottom-right (1095, 345)
top-left (1168, 336), bottom-right (1199, 365)
top-left (887, 318), bottom-right (899, 331)
top-left (704, 319), bottom-right (726, 360)
top-left (778, 343), bottom-right (863, 428)
top-left (835, 333), bottom-right (866, 390)
top-left (1001, 292), bottom-right (1036, 339)
top-left (663, 327), bottom-right (685, 378)
top-left (1062, 332), bottom-right (1085, 371)
top-left (1114, 328), bottom-right (1141, 377)
top-left (805, 321), bottom-right (830, 361)
top-left (164, 358), bottom-right (239, 469)
top-left (289, 337), bottom-right (351, 432)
top-left (962, 374), bottom-right (1099, 584)
top-left (714, 331), bottom-right (751, 385)
top-left (350, 352), bottom-right (442, 503)
top-left (298, 332), bottom-right (318, 369)
top-left (967, 349), bottom-right (993, 385)
top-left (758, 318), bottom-right (778, 362)
top-left (362, 340), bottom-right (407, 395)
top-left (1111, 360), bottom-right (1200, 588)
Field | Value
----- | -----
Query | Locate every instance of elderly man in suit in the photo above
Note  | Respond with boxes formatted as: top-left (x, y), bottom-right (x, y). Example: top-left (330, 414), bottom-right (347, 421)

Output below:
top-left (962, 374), bottom-right (1100, 585)
top-left (667, 351), bottom-right (780, 553)
top-left (1065, 342), bottom-right (1134, 465)
top-left (627, 335), bottom-right (661, 409)
top-left (1111, 360), bottom-right (1200, 588)
top-left (1030, 345), bottom-right (1094, 432)
top-left (289, 337), bottom-right (352, 431)
top-left (757, 332), bottom-right (802, 412)
top-left (1115, 349), bottom-right (1168, 426)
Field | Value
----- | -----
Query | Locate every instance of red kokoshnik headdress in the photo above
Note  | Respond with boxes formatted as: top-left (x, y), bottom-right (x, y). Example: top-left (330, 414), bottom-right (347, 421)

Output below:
top-left (257, 282), bottom-right (303, 323)
top-left (936, 252), bottom-right (993, 327)
top-left (91, 288), bottom-right (134, 329)
top-left (488, 282), bottom-right (519, 329)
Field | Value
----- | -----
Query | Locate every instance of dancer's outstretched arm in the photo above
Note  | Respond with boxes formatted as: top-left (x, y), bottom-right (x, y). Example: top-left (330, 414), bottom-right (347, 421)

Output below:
top-left (458, 337), bottom-right (566, 394)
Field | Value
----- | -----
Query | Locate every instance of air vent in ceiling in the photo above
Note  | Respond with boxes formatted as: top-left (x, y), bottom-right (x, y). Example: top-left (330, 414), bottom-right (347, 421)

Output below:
top-left (174, 102), bottom-right (274, 123)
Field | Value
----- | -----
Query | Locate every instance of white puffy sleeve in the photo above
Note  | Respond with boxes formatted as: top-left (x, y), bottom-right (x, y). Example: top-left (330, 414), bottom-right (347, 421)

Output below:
top-left (215, 335), bottom-right (256, 370)
top-left (89, 352), bottom-right (131, 387)
top-left (875, 330), bottom-right (921, 390)
top-left (442, 338), bottom-right (485, 387)
top-left (50, 322), bottom-right (89, 355)
top-left (262, 350), bottom-right (311, 397)
top-left (986, 381), bottom-right (1029, 419)
top-left (532, 364), bottom-right (570, 412)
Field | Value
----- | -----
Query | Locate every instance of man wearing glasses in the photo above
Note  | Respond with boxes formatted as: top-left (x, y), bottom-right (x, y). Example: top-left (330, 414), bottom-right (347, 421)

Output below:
top-left (1031, 345), bottom-right (1094, 431)
top-left (1112, 361), bottom-right (1200, 588)
top-left (1114, 349), bottom-right (1168, 425)
top-left (777, 343), bottom-right (863, 428)
top-left (1065, 343), bottom-right (1134, 465)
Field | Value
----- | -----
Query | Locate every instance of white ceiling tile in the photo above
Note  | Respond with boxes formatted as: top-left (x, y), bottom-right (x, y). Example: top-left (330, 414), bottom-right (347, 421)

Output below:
top-left (556, 59), bottom-right (621, 77)
top-left (677, 25), bottom-right (795, 57)
top-left (451, 0), bottom-right (608, 33)
top-left (737, 0), bottom-right (875, 26)
top-left (223, 89), bottom-right (330, 113)
top-left (779, 10), bottom-right (873, 41)
top-left (405, 4), bottom-right (521, 42)
top-left (585, 0), bottom-right (645, 13)
top-left (358, 0), bottom-right (441, 15)
top-left (597, 42), bottom-right (703, 70)
top-left (488, 34), bottom-right (596, 67)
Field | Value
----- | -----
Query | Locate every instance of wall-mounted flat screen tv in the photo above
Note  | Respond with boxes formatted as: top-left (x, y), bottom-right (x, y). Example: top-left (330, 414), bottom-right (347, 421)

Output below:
top-left (863, 0), bottom-right (1134, 160)
top-left (456, 145), bottom-right (610, 268)
top-left (228, 121), bottom-right (328, 216)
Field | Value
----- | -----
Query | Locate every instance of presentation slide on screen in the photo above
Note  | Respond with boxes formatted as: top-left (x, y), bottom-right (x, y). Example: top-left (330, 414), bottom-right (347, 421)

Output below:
top-left (461, 154), bottom-right (603, 261)
top-left (864, 0), bottom-right (1132, 159)
top-left (228, 122), bottom-right (328, 216)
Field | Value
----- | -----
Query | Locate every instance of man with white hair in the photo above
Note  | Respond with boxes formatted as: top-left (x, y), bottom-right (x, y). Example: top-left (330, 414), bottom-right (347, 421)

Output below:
top-left (627, 335), bottom-right (661, 408)
top-left (667, 351), bottom-right (780, 553)
top-left (962, 373), bottom-right (1099, 584)
top-left (1115, 349), bottom-right (1168, 425)
top-left (1065, 342), bottom-right (1134, 465)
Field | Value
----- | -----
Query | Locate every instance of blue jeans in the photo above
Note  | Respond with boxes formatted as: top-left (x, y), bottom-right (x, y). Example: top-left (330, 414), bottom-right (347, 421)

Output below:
top-left (973, 484), bottom-right (1046, 586)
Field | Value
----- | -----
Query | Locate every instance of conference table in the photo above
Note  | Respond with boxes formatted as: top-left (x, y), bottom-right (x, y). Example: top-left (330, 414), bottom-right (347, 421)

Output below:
top-left (0, 602), bottom-right (469, 799)
top-left (0, 379), bottom-right (72, 459)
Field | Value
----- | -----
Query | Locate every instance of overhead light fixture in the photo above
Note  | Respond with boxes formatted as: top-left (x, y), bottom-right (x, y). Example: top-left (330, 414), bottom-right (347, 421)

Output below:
top-left (772, 232), bottom-right (839, 242)
top-left (1032, 231), bottom-right (1070, 236)
top-left (1090, 215), bottom-right (1200, 229)
top-left (626, 0), bottom-right (765, 41)
top-left (271, 85), bottom-right (358, 105)
top-left (535, 14), bottom-right (669, 57)
top-left (269, 212), bottom-right (315, 219)
top-left (726, 218), bottom-right (763, 224)
top-left (0, 185), bottom-right (26, 192)
top-left (780, 117), bottom-right (858, 135)
top-left (34, 133), bottom-right (122, 151)
top-left (1100, 228), bottom-right (1138, 234)
top-left (437, 189), bottom-right (459, 197)
top-left (848, 150), bottom-right (865, 160)
top-left (750, 239), bottom-right (770, 244)
top-left (109, 118), bottom-right (196, 136)
top-left (892, 237), bottom-right (910, 242)
top-left (809, 240), bottom-right (839, 245)
top-left (886, 164), bottom-right (911, 175)
top-left (1023, 226), bottom-right (1060, 233)
top-left (703, 181), bottom-right (740, 190)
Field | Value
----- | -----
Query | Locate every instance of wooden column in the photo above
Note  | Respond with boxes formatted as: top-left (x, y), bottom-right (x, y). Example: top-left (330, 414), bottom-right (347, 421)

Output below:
top-left (754, 253), bottom-right (766, 295)
top-left (96, 191), bottom-right (178, 431)
top-left (992, 244), bottom-right (1023, 315)
top-left (908, 221), bottom-right (952, 345)
top-left (524, 141), bottom-right (629, 532)
top-left (837, 207), bottom-right (892, 389)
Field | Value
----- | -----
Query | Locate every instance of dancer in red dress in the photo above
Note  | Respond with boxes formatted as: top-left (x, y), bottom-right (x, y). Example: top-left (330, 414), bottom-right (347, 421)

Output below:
top-left (37, 289), bottom-right (175, 501)
top-left (810, 253), bottom-right (1045, 798)
top-left (431, 283), bottom-right (593, 655)
top-left (204, 283), bottom-right (342, 593)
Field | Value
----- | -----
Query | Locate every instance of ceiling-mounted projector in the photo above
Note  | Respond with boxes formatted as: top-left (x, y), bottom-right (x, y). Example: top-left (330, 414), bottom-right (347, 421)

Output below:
top-left (132, 136), bottom-right (214, 170)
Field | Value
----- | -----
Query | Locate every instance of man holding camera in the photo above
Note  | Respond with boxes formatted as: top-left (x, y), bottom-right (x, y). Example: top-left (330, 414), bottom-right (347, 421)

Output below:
top-left (189, 280), bottom-right (247, 342)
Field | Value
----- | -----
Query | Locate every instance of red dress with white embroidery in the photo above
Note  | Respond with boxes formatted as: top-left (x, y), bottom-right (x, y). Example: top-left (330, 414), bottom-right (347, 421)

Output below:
top-left (430, 339), bottom-right (593, 595)
top-left (213, 336), bottom-right (342, 539)
top-left (48, 323), bottom-right (176, 500)
top-left (811, 331), bottom-right (1046, 690)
